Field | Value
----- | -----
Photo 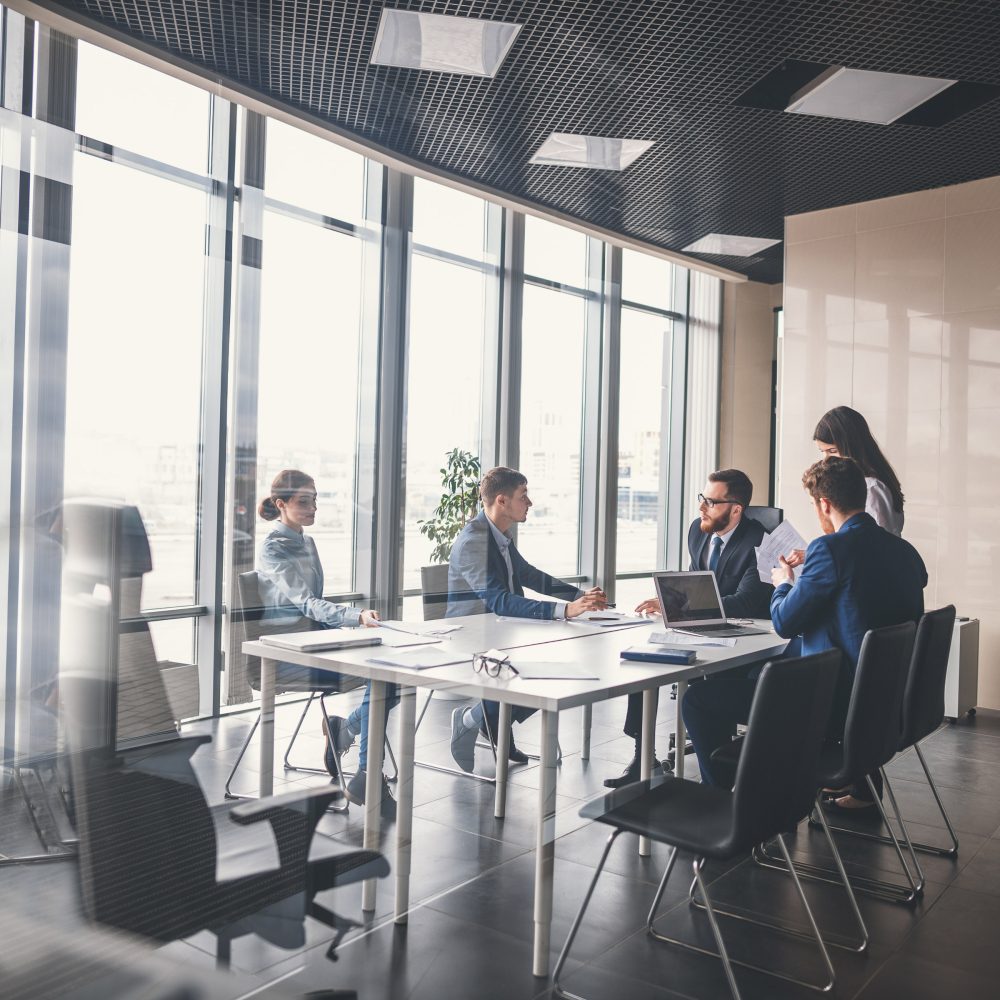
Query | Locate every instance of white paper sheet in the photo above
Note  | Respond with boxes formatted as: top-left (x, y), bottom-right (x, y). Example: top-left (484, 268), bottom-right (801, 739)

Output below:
top-left (754, 519), bottom-right (808, 583)
top-left (379, 620), bottom-right (463, 637)
top-left (648, 630), bottom-right (737, 648)
top-left (366, 647), bottom-right (469, 669)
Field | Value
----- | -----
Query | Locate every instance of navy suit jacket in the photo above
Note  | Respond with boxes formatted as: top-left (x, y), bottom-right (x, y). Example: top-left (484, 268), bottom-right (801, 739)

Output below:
top-left (770, 512), bottom-right (927, 724)
top-left (688, 515), bottom-right (774, 619)
top-left (446, 511), bottom-right (582, 619)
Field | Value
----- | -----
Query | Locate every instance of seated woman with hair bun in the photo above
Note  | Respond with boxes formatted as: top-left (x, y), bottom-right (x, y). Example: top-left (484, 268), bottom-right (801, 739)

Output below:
top-left (257, 468), bottom-right (398, 820)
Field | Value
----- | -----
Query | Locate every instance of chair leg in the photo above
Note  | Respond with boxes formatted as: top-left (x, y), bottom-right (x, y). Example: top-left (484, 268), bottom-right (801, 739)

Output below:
top-left (282, 692), bottom-right (329, 774)
top-left (692, 805), bottom-right (868, 952)
top-left (224, 712), bottom-right (261, 800)
top-left (810, 742), bottom-right (960, 858)
top-left (216, 932), bottom-right (231, 968)
top-left (413, 696), bottom-right (497, 784)
top-left (756, 779), bottom-right (924, 904)
top-left (650, 853), bottom-right (835, 997)
top-left (551, 829), bottom-right (621, 1000)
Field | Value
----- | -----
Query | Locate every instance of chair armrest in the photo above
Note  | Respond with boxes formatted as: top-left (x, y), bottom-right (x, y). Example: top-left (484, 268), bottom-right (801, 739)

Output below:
top-left (229, 785), bottom-right (343, 826)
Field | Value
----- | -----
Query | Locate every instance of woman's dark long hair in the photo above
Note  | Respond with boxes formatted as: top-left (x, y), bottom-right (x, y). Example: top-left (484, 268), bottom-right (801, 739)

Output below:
top-left (813, 407), bottom-right (904, 513)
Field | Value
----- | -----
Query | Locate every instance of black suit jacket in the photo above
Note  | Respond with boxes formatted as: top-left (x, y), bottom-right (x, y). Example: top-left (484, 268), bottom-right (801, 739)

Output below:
top-left (687, 515), bottom-right (773, 619)
top-left (446, 511), bottom-right (582, 619)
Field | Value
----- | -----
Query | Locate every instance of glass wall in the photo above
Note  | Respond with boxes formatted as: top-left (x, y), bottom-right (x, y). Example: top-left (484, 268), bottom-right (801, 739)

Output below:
top-left (0, 17), bottom-right (722, 727)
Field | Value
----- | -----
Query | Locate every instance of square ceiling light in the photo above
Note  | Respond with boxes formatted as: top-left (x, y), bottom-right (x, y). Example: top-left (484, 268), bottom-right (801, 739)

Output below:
top-left (371, 10), bottom-right (521, 77)
top-left (529, 133), bottom-right (655, 170)
top-left (786, 67), bottom-right (955, 125)
top-left (682, 233), bottom-right (781, 256)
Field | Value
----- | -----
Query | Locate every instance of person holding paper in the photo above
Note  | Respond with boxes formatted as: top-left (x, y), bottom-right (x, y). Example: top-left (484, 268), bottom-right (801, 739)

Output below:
top-left (257, 469), bottom-right (398, 820)
top-left (606, 469), bottom-right (774, 788)
top-left (784, 406), bottom-right (905, 569)
top-left (447, 466), bottom-right (608, 771)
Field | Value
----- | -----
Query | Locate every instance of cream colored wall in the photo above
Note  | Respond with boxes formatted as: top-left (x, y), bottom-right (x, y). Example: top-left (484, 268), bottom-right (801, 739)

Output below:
top-left (719, 279), bottom-right (779, 504)
top-left (779, 175), bottom-right (1000, 708)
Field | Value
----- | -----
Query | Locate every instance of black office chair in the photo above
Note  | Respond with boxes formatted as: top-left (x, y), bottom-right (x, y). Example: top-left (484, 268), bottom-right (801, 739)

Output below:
top-left (66, 697), bottom-right (389, 967)
top-left (553, 651), bottom-right (843, 1000)
top-left (745, 504), bottom-right (784, 532)
top-left (752, 621), bottom-right (924, 904)
top-left (224, 571), bottom-right (396, 804)
top-left (820, 606), bottom-right (959, 858)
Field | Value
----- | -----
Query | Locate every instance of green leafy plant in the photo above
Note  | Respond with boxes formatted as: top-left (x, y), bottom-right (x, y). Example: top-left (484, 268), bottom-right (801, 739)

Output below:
top-left (418, 449), bottom-right (482, 564)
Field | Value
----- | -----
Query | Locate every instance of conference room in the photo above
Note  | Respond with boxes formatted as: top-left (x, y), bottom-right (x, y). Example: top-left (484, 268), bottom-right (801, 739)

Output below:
top-left (1, 2), bottom-right (998, 999)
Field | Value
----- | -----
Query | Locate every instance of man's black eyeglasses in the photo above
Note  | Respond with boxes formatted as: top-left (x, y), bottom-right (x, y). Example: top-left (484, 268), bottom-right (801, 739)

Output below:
top-left (697, 493), bottom-right (739, 509)
top-left (473, 652), bottom-right (519, 678)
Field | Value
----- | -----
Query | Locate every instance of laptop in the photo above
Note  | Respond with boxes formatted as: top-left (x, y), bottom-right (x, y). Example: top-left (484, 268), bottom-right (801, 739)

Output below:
top-left (651, 571), bottom-right (769, 637)
top-left (260, 631), bottom-right (383, 653)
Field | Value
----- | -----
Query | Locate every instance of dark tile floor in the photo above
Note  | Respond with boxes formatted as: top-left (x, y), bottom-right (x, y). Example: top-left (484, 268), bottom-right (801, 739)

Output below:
top-left (3, 692), bottom-right (1000, 1000)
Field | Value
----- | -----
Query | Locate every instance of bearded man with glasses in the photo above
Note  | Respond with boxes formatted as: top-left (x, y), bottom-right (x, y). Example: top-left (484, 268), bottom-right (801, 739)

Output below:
top-left (605, 468), bottom-right (774, 788)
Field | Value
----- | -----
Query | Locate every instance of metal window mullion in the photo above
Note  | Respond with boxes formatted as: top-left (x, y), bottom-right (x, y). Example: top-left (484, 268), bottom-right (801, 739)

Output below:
top-left (0, 8), bottom-right (31, 757)
top-left (497, 208), bottom-right (523, 470)
top-left (195, 94), bottom-right (236, 717)
top-left (578, 238), bottom-right (616, 591)
top-left (15, 25), bottom-right (75, 760)
top-left (359, 165), bottom-right (409, 619)
top-left (478, 199), bottom-right (505, 469)
top-left (664, 267), bottom-right (690, 571)
top-left (223, 108), bottom-right (265, 708)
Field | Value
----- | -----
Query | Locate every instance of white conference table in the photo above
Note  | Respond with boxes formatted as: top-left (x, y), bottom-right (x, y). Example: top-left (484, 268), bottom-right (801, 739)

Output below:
top-left (245, 614), bottom-right (787, 977)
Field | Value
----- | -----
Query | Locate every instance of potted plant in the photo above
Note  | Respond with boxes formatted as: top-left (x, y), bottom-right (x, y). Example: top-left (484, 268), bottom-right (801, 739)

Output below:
top-left (418, 448), bottom-right (482, 564)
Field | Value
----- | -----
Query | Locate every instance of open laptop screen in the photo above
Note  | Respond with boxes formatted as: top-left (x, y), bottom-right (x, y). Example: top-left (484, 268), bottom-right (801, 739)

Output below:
top-left (652, 571), bottom-right (725, 625)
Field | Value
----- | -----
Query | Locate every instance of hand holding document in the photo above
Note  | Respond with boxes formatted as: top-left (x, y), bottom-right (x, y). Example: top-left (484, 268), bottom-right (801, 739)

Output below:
top-left (754, 520), bottom-right (808, 584)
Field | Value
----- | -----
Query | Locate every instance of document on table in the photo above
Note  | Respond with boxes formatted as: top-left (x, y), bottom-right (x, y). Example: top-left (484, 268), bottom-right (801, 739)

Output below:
top-left (754, 520), bottom-right (808, 583)
top-left (379, 619), bottom-right (463, 637)
top-left (511, 661), bottom-right (600, 680)
top-left (571, 611), bottom-right (652, 629)
top-left (376, 630), bottom-right (445, 649)
top-left (649, 630), bottom-right (737, 648)
top-left (366, 647), bottom-right (470, 670)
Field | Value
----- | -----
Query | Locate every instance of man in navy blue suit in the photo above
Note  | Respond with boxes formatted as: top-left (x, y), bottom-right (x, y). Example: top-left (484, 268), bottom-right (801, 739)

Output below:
top-left (605, 469), bottom-right (774, 788)
top-left (446, 466), bottom-right (608, 770)
top-left (683, 456), bottom-right (926, 795)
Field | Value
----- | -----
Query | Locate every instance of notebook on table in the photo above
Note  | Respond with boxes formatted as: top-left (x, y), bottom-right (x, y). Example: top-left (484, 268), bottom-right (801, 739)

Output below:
top-left (651, 571), bottom-right (769, 638)
top-left (260, 631), bottom-right (383, 653)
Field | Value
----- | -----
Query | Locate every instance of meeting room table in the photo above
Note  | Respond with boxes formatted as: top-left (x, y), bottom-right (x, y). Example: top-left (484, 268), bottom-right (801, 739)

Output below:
top-left (244, 613), bottom-right (787, 977)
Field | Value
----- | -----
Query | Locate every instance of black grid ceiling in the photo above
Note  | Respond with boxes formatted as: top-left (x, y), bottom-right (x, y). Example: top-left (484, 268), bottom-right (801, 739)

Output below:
top-left (34, 0), bottom-right (1000, 283)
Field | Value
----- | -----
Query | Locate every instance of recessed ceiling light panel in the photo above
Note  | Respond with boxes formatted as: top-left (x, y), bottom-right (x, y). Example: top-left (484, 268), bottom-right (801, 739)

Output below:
top-left (370, 10), bottom-right (521, 77)
top-left (530, 133), bottom-right (654, 171)
top-left (682, 234), bottom-right (781, 257)
top-left (786, 67), bottom-right (955, 125)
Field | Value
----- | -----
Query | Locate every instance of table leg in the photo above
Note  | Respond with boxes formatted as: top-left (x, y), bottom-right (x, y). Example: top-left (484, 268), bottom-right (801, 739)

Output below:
top-left (362, 680), bottom-right (386, 913)
top-left (533, 710), bottom-right (559, 977)
top-left (494, 701), bottom-right (512, 819)
top-left (639, 687), bottom-right (657, 857)
top-left (675, 680), bottom-right (688, 780)
top-left (258, 657), bottom-right (276, 798)
top-left (581, 704), bottom-right (592, 761)
top-left (394, 686), bottom-right (416, 923)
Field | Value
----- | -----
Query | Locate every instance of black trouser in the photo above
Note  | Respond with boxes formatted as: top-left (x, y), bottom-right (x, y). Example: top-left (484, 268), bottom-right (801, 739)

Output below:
top-left (623, 691), bottom-right (648, 740)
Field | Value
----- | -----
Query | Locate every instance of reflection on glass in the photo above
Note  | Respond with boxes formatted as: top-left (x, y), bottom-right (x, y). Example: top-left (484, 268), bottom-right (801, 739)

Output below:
top-left (404, 254), bottom-right (487, 589)
top-left (617, 309), bottom-right (672, 573)
top-left (412, 177), bottom-right (487, 258)
top-left (256, 210), bottom-right (363, 594)
top-left (523, 214), bottom-right (587, 288)
top-left (264, 119), bottom-right (366, 226)
top-left (621, 248), bottom-right (674, 312)
top-left (519, 284), bottom-right (585, 576)
top-left (75, 42), bottom-right (210, 173)
top-left (65, 154), bottom-right (206, 610)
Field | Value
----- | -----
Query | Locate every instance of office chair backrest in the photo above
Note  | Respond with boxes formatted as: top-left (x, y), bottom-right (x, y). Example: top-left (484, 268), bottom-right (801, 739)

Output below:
top-left (236, 570), bottom-right (314, 691)
top-left (420, 563), bottom-right (451, 622)
top-left (841, 621), bottom-right (915, 780)
top-left (745, 505), bottom-right (784, 533)
top-left (731, 650), bottom-right (841, 848)
top-left (901, 606), bottom-right (956, 748)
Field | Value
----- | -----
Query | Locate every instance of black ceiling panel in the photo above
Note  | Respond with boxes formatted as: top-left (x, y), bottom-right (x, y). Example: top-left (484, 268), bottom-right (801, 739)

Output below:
top-left (29, 1), bottom-right (1000, 283)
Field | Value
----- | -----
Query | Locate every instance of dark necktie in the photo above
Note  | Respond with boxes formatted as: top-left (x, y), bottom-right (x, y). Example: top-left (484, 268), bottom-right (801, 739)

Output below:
top-left (708, 536), bottom-right (723, 574)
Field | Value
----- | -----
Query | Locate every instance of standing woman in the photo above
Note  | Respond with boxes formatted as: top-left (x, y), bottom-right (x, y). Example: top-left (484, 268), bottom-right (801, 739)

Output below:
top-left (257, 469), bottom-right (398, 819)
top-left (812, 405), bottom-right (905, 535)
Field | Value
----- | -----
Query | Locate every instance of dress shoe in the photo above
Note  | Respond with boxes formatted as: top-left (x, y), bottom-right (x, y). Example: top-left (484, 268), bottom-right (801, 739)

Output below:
top-left (321, 714), bottom-right (356, 776)
top-left (345, 768), bottom-right (396, 822)
top-left (480, 723), bottom-right (529, 764)
top-left (451, 708), bottom-right (479, 772)
top-left (603, 752), bottom-right (662, 789)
